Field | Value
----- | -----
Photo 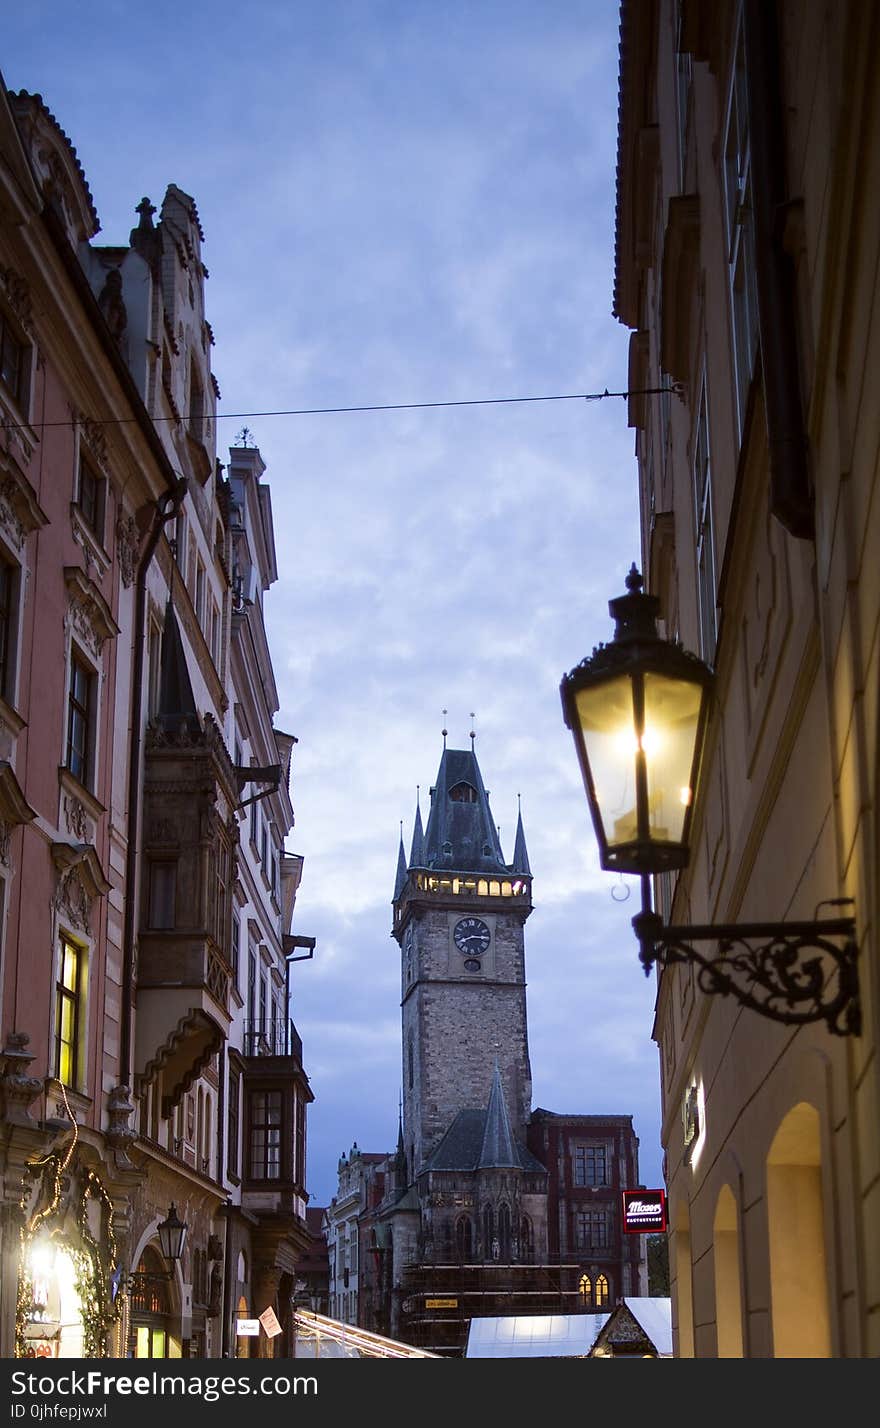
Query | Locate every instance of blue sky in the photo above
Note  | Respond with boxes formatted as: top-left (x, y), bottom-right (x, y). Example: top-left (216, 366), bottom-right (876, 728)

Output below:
top-left (3, 1), bottom-right (664, 1208)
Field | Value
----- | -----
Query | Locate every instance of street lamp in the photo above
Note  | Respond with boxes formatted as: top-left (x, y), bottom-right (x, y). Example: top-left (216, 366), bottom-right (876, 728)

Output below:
top-left (156, 1204), bottom-right (188, 1268)
top-left (560, 566), bottom-right (861, 1036)
top-left (124, 1204), bottom-right (189, 1294)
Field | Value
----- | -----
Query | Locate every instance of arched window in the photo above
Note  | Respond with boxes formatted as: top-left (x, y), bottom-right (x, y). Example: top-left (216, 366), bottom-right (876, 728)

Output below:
top-left (579, 1273), bottom-right (592, 1306)
top-left (595, 1274), bottom-right (609, 1307)
top-left (455, 1217), bottom-right (473, 1261)
top-left (520, 1216), bottom-right (532, 1262)
top-left (482, 1205), bottom-right (494, 1259)
top-left (449, 782), bottom-right (477, 803)
top-left (497, 1203), bottom-right (511, 1260)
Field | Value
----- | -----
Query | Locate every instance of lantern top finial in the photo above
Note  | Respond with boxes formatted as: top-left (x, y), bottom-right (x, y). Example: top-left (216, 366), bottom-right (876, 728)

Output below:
top-left (625, 563), bottom-right (643, 594)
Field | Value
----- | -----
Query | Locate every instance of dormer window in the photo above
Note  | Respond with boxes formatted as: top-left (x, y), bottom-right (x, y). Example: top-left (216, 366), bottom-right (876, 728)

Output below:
top-left (449, 782), bottom-right (477, 803)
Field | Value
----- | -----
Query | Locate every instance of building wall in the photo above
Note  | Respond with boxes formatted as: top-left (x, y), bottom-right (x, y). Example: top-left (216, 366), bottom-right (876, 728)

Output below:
top-left (614, 0), bottom-right (880, 1357)
top-left (0, 80), bottom-right (312, 1361)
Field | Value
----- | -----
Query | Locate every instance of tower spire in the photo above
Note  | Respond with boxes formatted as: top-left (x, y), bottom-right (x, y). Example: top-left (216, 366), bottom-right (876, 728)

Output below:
top-left (442, 710), bottom-right (447, 749)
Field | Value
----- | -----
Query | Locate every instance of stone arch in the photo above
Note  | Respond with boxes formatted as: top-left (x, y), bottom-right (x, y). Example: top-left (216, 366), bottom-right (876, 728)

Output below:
top-left (766, 1101), bottom-right (830, 1357)
top-left (672, 1195), bottom-right (695, 1357)
top-left (713, 1183), bottom-right (743, 1356)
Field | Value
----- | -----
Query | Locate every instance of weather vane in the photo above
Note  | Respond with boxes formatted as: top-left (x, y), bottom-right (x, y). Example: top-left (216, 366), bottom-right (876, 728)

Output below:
top-left (235, 425), bottom-right (255, 448)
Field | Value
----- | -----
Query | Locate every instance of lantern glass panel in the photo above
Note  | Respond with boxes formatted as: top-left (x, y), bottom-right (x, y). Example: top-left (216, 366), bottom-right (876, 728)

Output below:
top-left (641, 672), bottom-right (704, 848)
top-left (572, 673), bottom-right (639, 850)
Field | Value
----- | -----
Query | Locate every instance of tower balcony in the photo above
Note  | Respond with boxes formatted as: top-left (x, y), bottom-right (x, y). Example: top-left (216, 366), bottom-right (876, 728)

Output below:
top-left (394, 870), bottom-right (532, 933)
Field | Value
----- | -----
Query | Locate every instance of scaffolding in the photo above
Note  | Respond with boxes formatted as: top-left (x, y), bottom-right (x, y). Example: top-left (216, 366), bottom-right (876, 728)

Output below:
top-left (400, 1259), bottom-right (589, 1356)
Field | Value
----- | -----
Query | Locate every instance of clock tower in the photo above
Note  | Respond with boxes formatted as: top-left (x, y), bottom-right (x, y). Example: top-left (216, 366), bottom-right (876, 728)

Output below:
top-left (392, 742), bottom-right (534, 1181)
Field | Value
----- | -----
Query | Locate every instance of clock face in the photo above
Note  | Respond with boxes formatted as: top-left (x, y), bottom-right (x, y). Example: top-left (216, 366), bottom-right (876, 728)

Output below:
top-left (453, 916), bottom-right (490, 956)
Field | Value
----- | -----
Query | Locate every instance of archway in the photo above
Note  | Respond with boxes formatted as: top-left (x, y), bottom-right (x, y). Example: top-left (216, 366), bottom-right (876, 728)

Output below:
top-left (767, 1102), bottom-right (830, 1357)
top-left (713, 1184), bottom-right (743, 1356)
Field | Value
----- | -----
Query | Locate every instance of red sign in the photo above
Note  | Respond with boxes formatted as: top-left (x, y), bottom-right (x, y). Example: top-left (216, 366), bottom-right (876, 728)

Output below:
top-left (621, 1188), bottom-right (667, 1234)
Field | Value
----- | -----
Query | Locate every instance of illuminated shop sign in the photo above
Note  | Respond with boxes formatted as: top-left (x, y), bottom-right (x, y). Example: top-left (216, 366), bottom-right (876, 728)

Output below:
top-left (621, 1188), bottom-right (667, 1234)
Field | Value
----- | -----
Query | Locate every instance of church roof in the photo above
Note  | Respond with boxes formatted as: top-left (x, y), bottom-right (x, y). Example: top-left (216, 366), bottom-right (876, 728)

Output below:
top-left (423, 1108), bottom-right (546, 1175)
top-left (420, 747), bottom-right (509, 875)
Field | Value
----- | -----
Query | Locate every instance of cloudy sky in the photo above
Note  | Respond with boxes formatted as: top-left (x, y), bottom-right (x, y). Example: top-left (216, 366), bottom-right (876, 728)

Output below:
top-left (3, 0), bottom-right (665, 1207)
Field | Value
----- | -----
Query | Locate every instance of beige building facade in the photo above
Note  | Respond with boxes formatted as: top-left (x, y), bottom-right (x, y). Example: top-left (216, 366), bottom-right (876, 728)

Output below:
top-left (613, 0), bottom-right (880, 1356)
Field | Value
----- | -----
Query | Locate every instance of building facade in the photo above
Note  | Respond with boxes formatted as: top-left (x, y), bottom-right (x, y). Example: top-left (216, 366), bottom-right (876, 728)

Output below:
top-left (614, 0), bottom-right (880, 1356)
top-left (0, 78), bottom-right (313, 1360)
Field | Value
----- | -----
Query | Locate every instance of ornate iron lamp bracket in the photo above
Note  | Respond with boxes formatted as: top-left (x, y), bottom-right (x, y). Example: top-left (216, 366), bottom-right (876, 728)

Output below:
top-left (632, 904), bottom-right (860, 1037)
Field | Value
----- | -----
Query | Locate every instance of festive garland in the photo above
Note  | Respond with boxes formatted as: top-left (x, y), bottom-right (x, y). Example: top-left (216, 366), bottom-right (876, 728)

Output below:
top-left (15, 1155), bottom-right (120, 1358)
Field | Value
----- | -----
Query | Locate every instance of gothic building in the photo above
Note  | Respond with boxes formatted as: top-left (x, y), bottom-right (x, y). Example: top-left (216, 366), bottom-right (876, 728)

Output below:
top-left (325, 739), bottom-right (646, 1355)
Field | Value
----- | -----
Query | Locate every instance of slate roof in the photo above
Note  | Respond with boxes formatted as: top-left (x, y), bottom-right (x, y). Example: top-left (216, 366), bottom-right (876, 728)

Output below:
top-left (421, 747), bottom-right (508, 875)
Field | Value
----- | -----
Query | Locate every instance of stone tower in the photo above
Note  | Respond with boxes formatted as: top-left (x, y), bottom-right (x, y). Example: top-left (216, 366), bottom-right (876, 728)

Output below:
top-left (391, 742), bottom-right (534, 1181)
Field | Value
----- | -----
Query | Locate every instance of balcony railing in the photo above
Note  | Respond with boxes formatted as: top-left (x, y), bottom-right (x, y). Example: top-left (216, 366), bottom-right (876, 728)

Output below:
top-left (243, 1018), bottom-right (302, 1061)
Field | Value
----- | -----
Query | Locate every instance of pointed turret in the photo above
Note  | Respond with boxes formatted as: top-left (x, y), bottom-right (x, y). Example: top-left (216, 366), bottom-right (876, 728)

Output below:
top-left (478, 1063), bottom-right (520, 1169)
top-left (393, 826), bottom-right (408, 901)
top-left (409, 799), bottom-right (425, 867)
top-left (422, 747), bottom-right (507, 874)
top-left (511, 799), bottom-right (531, 877)
top-left (155, 601), bottom-right (201, 738)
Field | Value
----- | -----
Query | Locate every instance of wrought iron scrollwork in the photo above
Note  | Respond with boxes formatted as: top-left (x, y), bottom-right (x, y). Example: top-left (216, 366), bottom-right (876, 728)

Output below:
top-left (632, 908), bottom-right (860, 1037)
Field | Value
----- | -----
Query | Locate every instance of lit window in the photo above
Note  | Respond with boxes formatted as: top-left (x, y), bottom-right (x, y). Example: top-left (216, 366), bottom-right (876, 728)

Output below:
top-left (595, 1274), bottom-right (610, 1307)
top-left (54, 934), bottom-right (84, 1087)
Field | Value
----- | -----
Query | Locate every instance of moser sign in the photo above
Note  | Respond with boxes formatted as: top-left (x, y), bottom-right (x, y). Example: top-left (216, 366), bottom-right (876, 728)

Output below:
top-left (621, 1188), bottom-right (667, 1234)
top-left (236, 1319), bottom-right (260, 1337)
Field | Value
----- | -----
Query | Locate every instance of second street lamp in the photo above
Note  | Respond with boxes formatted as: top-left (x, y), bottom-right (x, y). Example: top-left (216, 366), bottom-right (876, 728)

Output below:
top-left (560, 566), bottom-right (861, 1037)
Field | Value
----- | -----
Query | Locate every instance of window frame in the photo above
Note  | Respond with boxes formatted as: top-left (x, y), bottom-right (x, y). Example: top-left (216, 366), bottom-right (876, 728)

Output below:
top-left (573, 1143), bottom-right (610, 1188)
top-left (0, 546), bottom-right (21, 707)
top-left (54, 932), bottom-right (86, 1089)
top-left (0, 303), bottom-right (31, 412)
top-left (65, 646), bottom-right (96, 789)
top-left (723, 7), bottom-right (760, 436)
top-left (247, 1087), bottom-right (284, 1181)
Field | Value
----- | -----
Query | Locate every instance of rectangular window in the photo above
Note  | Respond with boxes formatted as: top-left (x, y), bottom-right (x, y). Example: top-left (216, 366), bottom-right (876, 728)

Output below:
top-left (575, 1209), bottom-right (609, 1250)
top-left (147, 620), bottom-right (162, 721)
top-left (0, 552), bottom-right (18, 703)
top-left (247, 946), bottom-right (257, 1047)
top-left (66, 650), bottom-right (94, 786)
top-left (693, 376), bottom-right (717, 663)
top-left (249, 1089), bottom-right (282, 1180)
top-left (0, 307), bottom-right (27, 407)
top-left (231, 913), bottom-right (240, 986)
top-left (227, 1064), bottom-right (240, 1178)
top-left (724, 15), bottom-right (760, 435)
top-left (76, 455), bottom-right (105, 539)
top-left (294, 1092), bottom-right (306, 1187)
top-left (174, 511), bottom-right (188, 581)
top-left (147, 861), bottom-right (176, 929)
top-left (195, 561), bottom-right (206, 626)
top-left (54, 934), bottom-right (84, 1087)
top-left (574, 1144), bottom-right (609, 1187)
top-left (210, 600), bottom-right (220, 665)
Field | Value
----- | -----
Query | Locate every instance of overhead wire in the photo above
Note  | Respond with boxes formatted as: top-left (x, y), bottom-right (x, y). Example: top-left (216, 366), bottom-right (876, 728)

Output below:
top-left (0, 384), bottom-right (678, 433)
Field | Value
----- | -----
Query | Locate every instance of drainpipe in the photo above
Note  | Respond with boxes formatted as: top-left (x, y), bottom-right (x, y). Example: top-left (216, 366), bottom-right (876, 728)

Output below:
top-left (119, 478), bottom-right (188, 1091)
